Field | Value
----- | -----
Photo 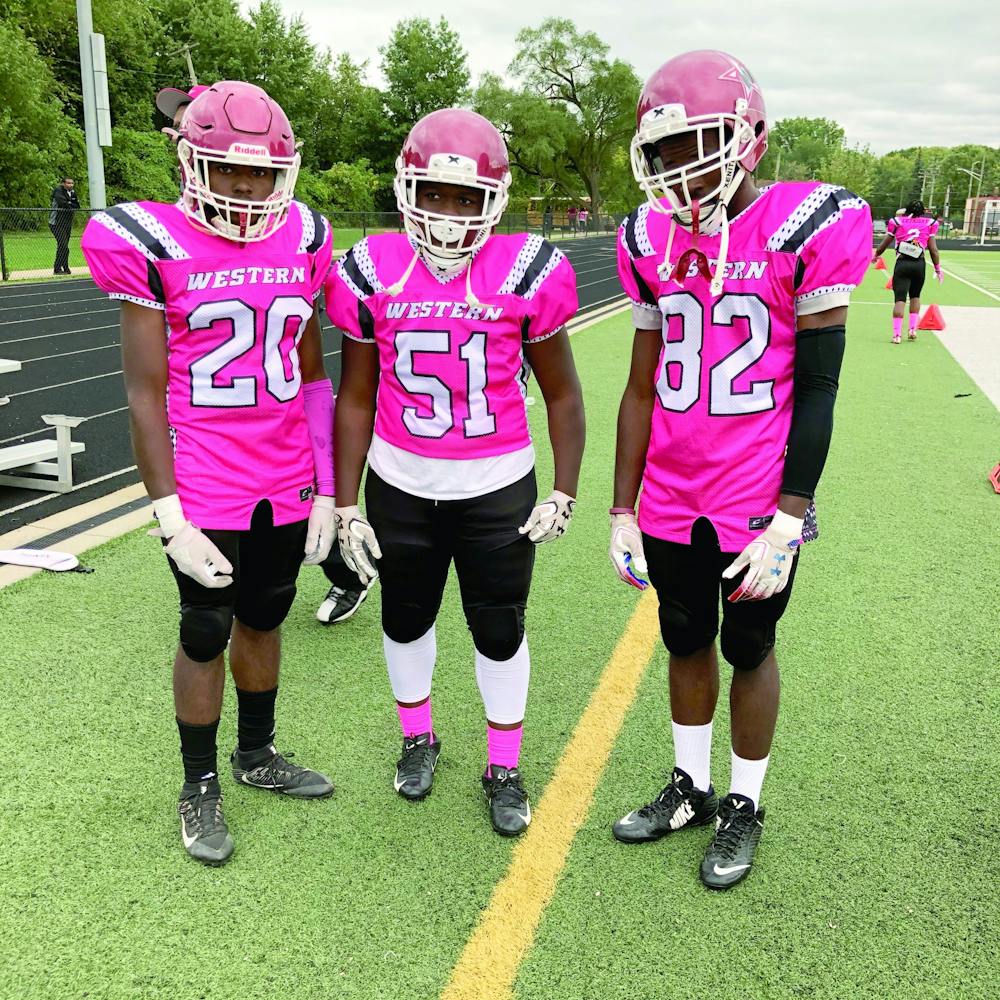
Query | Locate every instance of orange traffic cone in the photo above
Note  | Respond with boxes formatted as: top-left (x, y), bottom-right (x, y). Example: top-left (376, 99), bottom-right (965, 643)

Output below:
top-left (990, 463), bottom-right (1000, 494)
top-left (917, 304), bottom-right (945, 331)
top-left (874, 257), bottom-right (887, 270)
top-left (885, 278), bottom-right (894, 290)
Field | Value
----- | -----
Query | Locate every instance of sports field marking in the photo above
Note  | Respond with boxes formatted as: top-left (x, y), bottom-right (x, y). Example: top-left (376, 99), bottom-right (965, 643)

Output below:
top-left (441, 588), bottom-right (659, 1000)
top-left (931, 305), bottom-right (1000, 410)
top-left (941, 265), bottom-right (1000, 303)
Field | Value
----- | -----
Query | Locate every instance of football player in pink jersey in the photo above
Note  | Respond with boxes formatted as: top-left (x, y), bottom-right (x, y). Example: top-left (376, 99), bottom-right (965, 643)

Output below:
top-left (873, 199), bottom-right (942, 343)
top-left (608, 51), bottom-right (872, 888)
top-left (81, 82), bottom-right (339, 866)
top-left (327, 109), bottom-right (585, 836)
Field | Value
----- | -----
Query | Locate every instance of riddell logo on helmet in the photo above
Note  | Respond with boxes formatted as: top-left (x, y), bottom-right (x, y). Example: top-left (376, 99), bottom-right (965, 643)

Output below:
top-left (230, 143), bottom-right (270, 157)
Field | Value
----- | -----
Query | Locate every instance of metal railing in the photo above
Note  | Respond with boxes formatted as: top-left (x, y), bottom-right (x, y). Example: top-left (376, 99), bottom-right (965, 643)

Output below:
top-left (0, 207), bottom-right (621, 281)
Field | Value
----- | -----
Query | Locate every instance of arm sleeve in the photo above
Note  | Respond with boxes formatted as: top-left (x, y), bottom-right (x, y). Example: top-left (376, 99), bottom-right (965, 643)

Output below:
top-left (794, 196), bottom-right (873, 316)
top-left (781, 325), bottom-right (846, 499)
top-left (323, 242), bottom-right (376, 343)
top-left (885, 217), bottom-right (898, 239)
top-left (522, 247), bottom-right (579, 343)
top-left (616, 218), bottom-right (660, 331)
top-left (303, 377), bottom-right (335, 496)
top-left (81, 214), bottom-right (165, 311)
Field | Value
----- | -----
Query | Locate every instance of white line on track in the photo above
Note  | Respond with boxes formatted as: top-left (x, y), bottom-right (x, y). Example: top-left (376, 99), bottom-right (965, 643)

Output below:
top-left (0, 294), bottom-right (107, 313)
top-left (0, 404), bottom-right (128, 446)
top-left (0, 323), bottom-right (118, 345)
top-left (0, 306), bottom-right (116, 326)
top-left (7, 369), bottom-right (121, 397)
top-left (20, 343), bottom-right (117, 363)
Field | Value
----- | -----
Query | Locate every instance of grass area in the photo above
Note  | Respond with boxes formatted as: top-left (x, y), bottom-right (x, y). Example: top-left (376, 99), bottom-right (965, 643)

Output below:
top-left (1, 268), bottom-right (997, 999)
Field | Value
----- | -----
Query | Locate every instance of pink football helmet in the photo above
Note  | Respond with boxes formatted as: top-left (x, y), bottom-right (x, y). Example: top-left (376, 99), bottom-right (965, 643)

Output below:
top-left (394, 108), bottom-right (511, 268)
top-left (630, 50), bottom-right (768, 233)
top-left (177, 81), bottom-right (300, 242)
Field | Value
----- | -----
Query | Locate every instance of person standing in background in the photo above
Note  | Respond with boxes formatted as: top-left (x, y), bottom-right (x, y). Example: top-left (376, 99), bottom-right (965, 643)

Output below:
top-left (578, 207), bottom-right (589, 233)
top-left (567, 204), bottom-right (578, 232)
top-left (49, 178), bottom-right (79, 275)
top-left (156, 84), bottom-right (209, 132)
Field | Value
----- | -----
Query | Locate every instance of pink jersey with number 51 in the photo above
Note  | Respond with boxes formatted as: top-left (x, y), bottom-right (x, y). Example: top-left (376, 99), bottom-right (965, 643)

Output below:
top-left (82, 199), bottom-right (333, 530)
top-left (618, 181), bottom-right (872, 550)
top-left (325, 233), bottom-right (577, 463)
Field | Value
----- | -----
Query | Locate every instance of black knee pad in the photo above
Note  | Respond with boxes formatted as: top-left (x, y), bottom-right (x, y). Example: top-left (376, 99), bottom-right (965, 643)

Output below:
top-left (382, 605), bottom-right (438, 645)
top-left (236, 580), bottom-right (297, 633)
top-left (469, 605), bottom-right (525, 662)
top-left (658, 599), bottom-right (717, 658)
top-left (720, 619), bottom-right (775, 671)
top-left (180, 604), bottom-right (234, 663)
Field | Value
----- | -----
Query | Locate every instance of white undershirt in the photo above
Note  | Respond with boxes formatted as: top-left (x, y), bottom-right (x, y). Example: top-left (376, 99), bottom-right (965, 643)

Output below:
top-left (367, 433), bottom-right (535, 501)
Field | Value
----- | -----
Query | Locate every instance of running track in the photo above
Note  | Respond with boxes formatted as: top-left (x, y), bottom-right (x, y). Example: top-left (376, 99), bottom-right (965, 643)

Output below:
top-left (0, 235), bottom-right (621, 532)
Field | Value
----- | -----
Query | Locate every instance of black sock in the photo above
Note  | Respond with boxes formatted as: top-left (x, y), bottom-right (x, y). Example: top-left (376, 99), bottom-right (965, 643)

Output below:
top-left (177, 717), bottom-right (220, 784)
top-left (236, 686), bottom-right (278, 754)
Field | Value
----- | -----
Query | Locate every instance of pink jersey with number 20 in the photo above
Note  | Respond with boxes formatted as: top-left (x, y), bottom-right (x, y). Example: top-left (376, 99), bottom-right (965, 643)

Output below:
top-left (618, 181), bottom-right (872, 549)
top-left (82, 199), bottom-right (333, 530)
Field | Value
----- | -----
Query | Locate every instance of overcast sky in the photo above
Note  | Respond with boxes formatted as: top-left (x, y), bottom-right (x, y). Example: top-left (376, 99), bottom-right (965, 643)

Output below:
top-left (249, 0), bottom-right (999, 154)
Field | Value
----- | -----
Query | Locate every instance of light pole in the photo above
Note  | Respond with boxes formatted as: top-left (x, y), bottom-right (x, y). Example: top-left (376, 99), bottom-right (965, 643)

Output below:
top-left (76, 0), bottom-right (106, 209)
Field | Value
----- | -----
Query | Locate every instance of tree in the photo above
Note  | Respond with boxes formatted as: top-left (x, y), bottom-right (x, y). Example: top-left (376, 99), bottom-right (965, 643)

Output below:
top-left (822, 145), bottom-right (876, 201)
top-left (506, 18), bottom-right (639, 215)
top-left (758, 117), bottom-right (846, 181)
top-left (380, 18), bottom-right (470, 140)
top-left (0, 18), bottom-right (84, 206)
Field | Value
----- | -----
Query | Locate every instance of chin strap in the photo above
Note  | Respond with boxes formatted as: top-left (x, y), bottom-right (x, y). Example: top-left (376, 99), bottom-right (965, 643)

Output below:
top-left (656, 198), bottom-right (731, 298)
top-left (387, 249), bottom-right (421, 296)
top-left (464, 258), bottom-right (481, 308)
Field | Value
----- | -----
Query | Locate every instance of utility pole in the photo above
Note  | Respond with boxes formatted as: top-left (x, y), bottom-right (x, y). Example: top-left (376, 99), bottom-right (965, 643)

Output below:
top-left (169, 43), bottom-right (199, 86)
top-left (76, 0), bottom-right (107, 209)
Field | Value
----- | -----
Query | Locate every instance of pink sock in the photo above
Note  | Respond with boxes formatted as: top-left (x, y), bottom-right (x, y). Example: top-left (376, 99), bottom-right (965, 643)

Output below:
top-left (892, 316), bottom-right (903, 337)
top-left (397, 699), bottom-right (432, 738)
top-left (487, 724), bottom-right (523, 772)
top-left (909, 313), bottom-right (918, 332)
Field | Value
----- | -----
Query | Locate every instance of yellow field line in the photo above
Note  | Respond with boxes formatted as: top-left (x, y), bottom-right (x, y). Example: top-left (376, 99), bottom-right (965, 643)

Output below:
top-left (441, 588), bottom-right (660, 1000)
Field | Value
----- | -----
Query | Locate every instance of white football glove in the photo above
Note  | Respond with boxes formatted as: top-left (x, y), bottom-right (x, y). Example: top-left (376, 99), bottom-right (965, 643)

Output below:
top-left (609, 511), bottom-right (648, 590)
top-left (150, 493), bottom-right (233, 589)
top-left (303, 495), bottom-right (336, 566)
top-left (934, 266), bottom-right (944, 284)
top-left (722, 509), bottom-right (803, 602)
top-left (518, 490), bottom-right (576, 544)
top-left (334, 504), bottom-right (381, 584)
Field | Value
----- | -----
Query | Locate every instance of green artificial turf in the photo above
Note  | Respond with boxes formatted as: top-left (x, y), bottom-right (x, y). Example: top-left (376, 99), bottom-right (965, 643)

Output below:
top-left (1, 267), bottom-right (997, 999)
top-left (515, 268), bottom-right (1000, 1000)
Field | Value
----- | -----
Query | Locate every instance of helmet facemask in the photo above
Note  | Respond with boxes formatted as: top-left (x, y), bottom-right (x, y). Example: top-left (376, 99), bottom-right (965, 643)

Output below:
top-left (178, 137), bottom-right (300, 243)
top-left (394, 153), bottom-right (509, 271)
top-left (630, 101), bottom-right (762, 235)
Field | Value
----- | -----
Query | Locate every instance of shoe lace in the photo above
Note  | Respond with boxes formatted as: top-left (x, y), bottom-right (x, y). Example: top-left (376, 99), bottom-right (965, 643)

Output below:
top-left (246, 750), bottom-right (300, 784)
top-left (181, 786), bottom-right (225, 836)
top-left (636, 775), bottom-right (686, 820)
top-left (709, 803), bottom-right (755, 860)
top-left (398, 737), bottom-right (435, 779)
top-left (488, 768), bottom-right (527, 809)
top-left (326, 585), bottom-right (347, 601)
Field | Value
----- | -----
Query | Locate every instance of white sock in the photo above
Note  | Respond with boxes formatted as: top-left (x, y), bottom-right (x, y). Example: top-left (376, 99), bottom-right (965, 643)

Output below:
top-left (671, 721), bottom-right (713, 791)
top-left (474, 635), bottom-right (530, 724)
top-left (383, 626), bottom-right (436, 703)
top-left (729, 750), bottom-right (770, 809)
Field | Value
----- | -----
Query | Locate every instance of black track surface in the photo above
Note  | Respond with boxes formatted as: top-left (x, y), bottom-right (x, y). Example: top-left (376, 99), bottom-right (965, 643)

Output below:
top-left (0, 235), bottom-right (620, 532)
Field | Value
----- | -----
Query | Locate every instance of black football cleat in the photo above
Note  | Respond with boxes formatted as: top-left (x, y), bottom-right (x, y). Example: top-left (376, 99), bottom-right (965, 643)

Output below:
top-left (178, 778), bottom-right (234, 866)
top-left (700, 793), bottom-right (765, 890)
top-left (394, 731), bottom-right (441, 801)
top-left (482, 766), bottom-right (531, 836)
top-left (316, 578), bottom-right (374, 624)
top-left (612, 767), bottom-right (718, 843)
top-left (231, 744), bottom-right (334, 798)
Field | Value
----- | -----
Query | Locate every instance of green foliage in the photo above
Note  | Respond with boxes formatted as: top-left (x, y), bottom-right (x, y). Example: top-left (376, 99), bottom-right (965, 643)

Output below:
top-left (0, 17), bottom-right (84, 206)
top-left (102, 127), bottom-right (179, 203)
top-left (822, 145), bottom-right (877, 199)
top-left (296, 160), bottom-right (380, 213)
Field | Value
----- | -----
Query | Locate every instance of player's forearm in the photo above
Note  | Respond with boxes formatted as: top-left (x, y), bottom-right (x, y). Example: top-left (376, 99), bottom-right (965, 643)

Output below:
top-left (127, 398), bottom-right (176, 501)
top-left (333, 398), bottom-right (375, 506)
top-left (613, 388), bottom-right (654, 510)
top-left (873, 236), bottom-right (892, 257)
top-left (544, 392), bottom-right (585, 498)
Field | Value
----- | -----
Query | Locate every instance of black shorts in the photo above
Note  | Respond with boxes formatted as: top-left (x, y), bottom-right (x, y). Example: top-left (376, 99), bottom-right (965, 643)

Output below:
top-left (642, 516), bottom-right (799, 671)
top-left (892, 255), bottom-right (926, 302)
top-left (365, 468), bottom-right (536, 653)
top-left (167, 500), bottom-right (307, 634)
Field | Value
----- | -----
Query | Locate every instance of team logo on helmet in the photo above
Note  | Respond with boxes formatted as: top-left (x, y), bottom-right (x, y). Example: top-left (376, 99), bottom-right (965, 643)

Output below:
top-left (718, 61), bottom-right (759, 100)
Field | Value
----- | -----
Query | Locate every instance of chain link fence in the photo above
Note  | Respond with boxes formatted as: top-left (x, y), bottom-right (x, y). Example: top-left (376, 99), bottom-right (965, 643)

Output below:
top-left (0, 207), bottom-right (621, 281)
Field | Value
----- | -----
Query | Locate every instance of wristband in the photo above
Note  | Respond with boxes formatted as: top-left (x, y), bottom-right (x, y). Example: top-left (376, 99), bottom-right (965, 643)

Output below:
top-left (609, 506), bottom-right (635, 516)
top-left (152, 493), bottom-right (186, 538)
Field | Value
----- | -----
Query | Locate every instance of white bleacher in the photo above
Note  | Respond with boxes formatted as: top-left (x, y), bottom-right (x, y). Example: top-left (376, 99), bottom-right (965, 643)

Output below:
top-left (0, 415), bottom-right (86, 493)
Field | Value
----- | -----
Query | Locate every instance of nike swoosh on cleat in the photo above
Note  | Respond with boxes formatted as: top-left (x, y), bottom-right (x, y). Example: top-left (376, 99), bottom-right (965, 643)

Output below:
top-left (517, 805), bottom-right (531, 825)
top-left (617, 813), bottom-right (637, 825)
top-left (239, 775), bottom-right (281, 788)
top-left (713, 863), bottom-right (749, 876)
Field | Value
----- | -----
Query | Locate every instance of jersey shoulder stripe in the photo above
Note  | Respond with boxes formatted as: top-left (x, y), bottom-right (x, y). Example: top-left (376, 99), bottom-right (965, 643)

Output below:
top-left (94, 203), bottom-right (190, 263)
top-left (515, 240), bottom-right (563, 300)
top-left (498, 234), bottom-right (545, 295)
top-left (294, 201), bottom-right (328, 255)
top-left (338, 239), bottom-right (381, 301)
top-left (621, 202), bottom-right (655, 260)
top-left (766, 185), bottom-right (867, 254)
